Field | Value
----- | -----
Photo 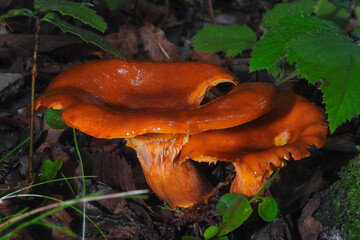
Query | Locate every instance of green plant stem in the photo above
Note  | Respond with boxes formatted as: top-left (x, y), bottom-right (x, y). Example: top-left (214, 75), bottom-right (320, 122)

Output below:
top-left (72, 128), bottom-right (86, 239)
top-left (249, 168), bottom-right (280, 204)
top-left (29, 16), bottom-right (41, 182)
top-left (275, 72), bottom-right (298, 86)
top-left (0, 137), bottom-right (30, 163)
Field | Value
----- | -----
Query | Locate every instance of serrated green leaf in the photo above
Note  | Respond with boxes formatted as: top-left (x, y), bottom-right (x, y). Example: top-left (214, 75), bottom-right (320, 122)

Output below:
top-left (216, 197), bottom-right (252, 237)
top-left (258, 197), bottom-right (278, 222)
top-left (204, 226), bottom-right (220, 240)
top-left (192, 24), bottom-right (256, 57)
top-left (286, 31), bottom-right (360, 132)
top-left (352, 27), bottom-right (360, 39)
top-left (261, 0), bottom-right (315, 28)
top-left (251, 14), bottom-right (360, 132)
top-left (316, 1), bottom-right (349, 27)
top-left (250, 14), bottom-right (340, 71)
top-left (0, 8), bottom-right (35, 20)
top-left (262, 0), bottom-right (348, 28)
top-left (105, 0), bottom-right (126, 11)
top-left (45, 108), bottom-right (68, 129)
top-left (38, 159), bottom-right (63, 182)
top-left (42, 12), bottom-right (125, 59)
top-left (34, 0), bottom-right (106, 32)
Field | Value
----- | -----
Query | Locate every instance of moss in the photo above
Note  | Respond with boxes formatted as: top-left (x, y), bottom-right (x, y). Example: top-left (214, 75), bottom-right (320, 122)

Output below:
top-left (331, 155), bottom-right (360, 239)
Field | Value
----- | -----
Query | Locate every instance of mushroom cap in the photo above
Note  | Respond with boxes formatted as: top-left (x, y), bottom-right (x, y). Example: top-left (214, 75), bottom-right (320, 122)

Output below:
top-left (178, 90), bottom-right (328, 178)
top-left (35, 59), bottom-right (279, 138)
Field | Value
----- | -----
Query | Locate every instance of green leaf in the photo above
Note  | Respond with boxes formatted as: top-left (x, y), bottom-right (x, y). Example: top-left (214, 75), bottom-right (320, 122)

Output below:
top-left (34, 0), bottom-right (107, 32)
top-left (251, 14), bottom-right (360, 132)
top-left (204, 226), bottom-right (220, 240)
top-left (216, 197), bottom-right (253, 236)
top-left (261, 0), bottom-right (348, 28)
top-left (287, 31), bottom-right (360, 132)
top-left (0, 8), bottom-right (35, 20)
top-left (192, 24), bottom-right (256, 57)
top-left (185, 0), bottom-right (196, 7)
top-left (258, 197), bottom-right (278, 222)
top-left (261, 0), bottom-right (314, 28)
top-left (181, 236), bottom-right (200, 240)
top-left (353, 27), bottom-right (360, 39)
top-left (105, 0), bottom-right (126, 11)
top-left (38, 159), bottom-right (63, 182)
top-left (42, 12), bottom-right (125, 59)
top-left (45, 108), bottom-right (68, 129)
top-left (316, 1), bottom-right (349, 27)
top-left (216, 193), bottom-right (247, 216)
top-left (251, 14), bottom-right (340, 71)
top-left (214, 236), bottom-right (229, 240)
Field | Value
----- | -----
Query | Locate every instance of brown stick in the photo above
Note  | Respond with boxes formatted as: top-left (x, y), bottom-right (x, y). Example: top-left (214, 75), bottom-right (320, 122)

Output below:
top-left (29, 16), bottom-right (41, 182)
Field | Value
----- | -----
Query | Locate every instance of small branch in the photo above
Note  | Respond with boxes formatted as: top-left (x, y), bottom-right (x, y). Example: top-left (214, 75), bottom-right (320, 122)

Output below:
top-left (29, 16), bottom-right (41, 182)
top-left (207, 0), bottom-right (216, 25)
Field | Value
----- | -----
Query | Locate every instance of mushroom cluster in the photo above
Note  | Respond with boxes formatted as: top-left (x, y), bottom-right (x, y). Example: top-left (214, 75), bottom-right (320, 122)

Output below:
top-left (35, 59), bottom-right (327, 208)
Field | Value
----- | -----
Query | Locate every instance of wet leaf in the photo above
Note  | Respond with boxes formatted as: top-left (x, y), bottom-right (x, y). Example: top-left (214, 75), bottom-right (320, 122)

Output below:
top-left (258, 197), bottom-right (278, 222)
top-left (45, 108), bottom-right (68, 130)
top-left (38, 159), bottom-right (63, 182)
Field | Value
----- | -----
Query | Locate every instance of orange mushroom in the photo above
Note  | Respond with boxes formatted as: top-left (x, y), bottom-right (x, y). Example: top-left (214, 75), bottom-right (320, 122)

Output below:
top-left (35, 59), bottom-right (279, 208)
top-left (179, 90), bottom-right (328, 197)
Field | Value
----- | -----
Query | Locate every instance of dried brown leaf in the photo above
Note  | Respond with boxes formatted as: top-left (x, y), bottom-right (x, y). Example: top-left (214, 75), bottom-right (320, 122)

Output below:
top-left (190, 50), bottom-right (221, 65)
top-left (139, 22), bottom-right (180, 62)
top-left (298, 198), bottom-right (323, 240)
top-left (105, 24), bottom-right (138, 59)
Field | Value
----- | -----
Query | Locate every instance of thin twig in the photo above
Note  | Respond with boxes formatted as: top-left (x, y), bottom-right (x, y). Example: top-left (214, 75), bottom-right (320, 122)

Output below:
top-left (207, 0), bottom-right (216, 25)
top-left (29, 16), bottom-right (41, 182)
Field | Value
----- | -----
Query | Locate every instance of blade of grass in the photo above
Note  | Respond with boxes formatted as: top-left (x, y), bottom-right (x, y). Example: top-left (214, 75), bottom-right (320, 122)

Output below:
top-left (8, 193), bottom-right (107, 239)
top-left (60, 172), bottom-right (75, 196)
top-left (72, 128), bottom-right (86, 239)
top-left (0, 137), bottom-right (30, 163)
top-left (0, 176), bottom-right (96, 199)
top-left (0, 189), bottom-right (148, 237)
top-left (35, 221), bottom-right (77, 237)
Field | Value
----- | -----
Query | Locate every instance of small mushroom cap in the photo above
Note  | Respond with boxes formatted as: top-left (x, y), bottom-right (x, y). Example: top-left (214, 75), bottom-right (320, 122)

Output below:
top-left (178, 90), bottom-right (328, 178)
top-left (35, 59), bottom-right (278, 138)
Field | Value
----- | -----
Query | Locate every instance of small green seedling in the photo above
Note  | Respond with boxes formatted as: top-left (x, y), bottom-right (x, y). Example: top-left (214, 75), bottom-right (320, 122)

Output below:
top-left (37, 159), bottom-right (63, 182)
top-left (183, 169), bottom-right (279, 240)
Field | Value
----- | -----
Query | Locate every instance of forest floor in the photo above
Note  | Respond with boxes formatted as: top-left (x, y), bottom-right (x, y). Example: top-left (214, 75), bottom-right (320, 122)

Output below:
top-left (0, 0), bottom-right (359, 239)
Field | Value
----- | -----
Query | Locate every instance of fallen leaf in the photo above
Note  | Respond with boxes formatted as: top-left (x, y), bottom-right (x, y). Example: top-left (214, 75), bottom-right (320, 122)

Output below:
top-left (105, 24), bottom-right (138, 59)
top-left (0, 73), bottom-right (22, 92)
top-left (0, 34), bottom-right (81, 60)
top-left (298, 198), bottom-right (323, 240)
top-left (190, 50), bottom-right (221, 65)
top-left (139, 22), bottom-right (180, 62)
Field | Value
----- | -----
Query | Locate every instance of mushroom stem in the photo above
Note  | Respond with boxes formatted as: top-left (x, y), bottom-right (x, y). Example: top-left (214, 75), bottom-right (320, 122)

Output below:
top-left (126, 133), bottom-right (211, 208)
top-left (230, 162), bottom-right (273, 197)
